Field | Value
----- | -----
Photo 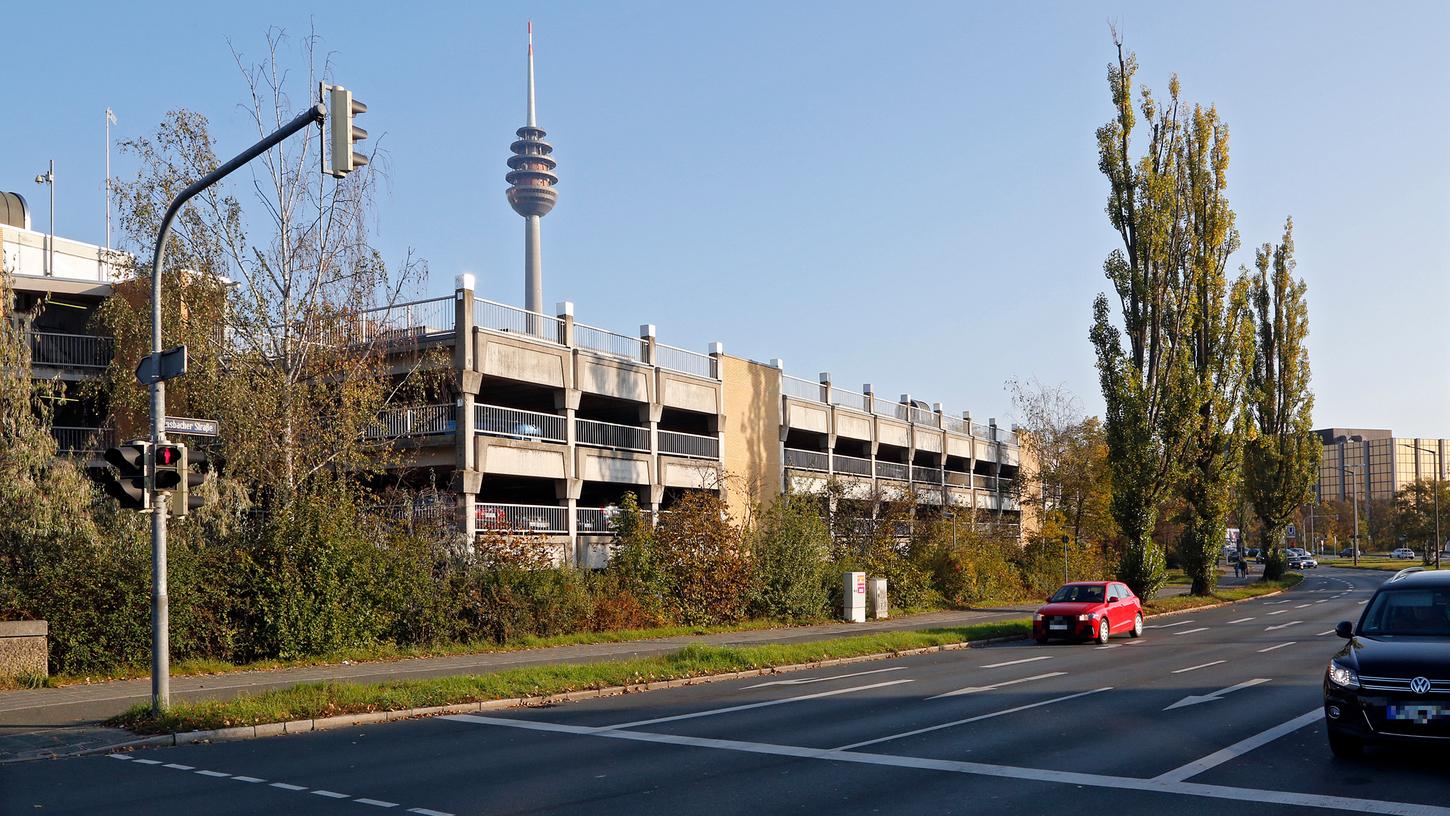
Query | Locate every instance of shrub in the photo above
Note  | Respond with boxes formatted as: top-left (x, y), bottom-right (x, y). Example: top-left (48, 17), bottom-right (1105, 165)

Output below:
top-left (653, 492), bottom-right (753, 625)
top-left (748, 494), bottom-right (831, 620)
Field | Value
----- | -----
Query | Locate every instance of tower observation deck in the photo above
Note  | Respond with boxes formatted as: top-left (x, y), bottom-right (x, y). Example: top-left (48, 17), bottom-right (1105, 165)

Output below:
top-left (505, 22), bottom-right (557, 316)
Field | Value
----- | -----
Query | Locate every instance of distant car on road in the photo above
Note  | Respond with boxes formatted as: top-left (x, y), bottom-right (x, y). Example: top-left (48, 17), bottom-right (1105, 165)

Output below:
top-left (1339, 547), bottom-right (1362, 558)
top-left (1392, 548), bottom-right (1417, 560)
top-left (1033, 581), bottom-right (1143, 645)
top-left (1290, 554), bottom-right (1319, 569)
top-left (1324, 568), bottom-right (1450, 757)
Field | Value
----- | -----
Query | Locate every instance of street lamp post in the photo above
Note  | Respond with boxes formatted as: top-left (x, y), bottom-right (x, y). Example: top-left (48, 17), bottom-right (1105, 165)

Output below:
top-left (1399, 443), bottom-right (1442, 571)
top-left (33, 161), bottom-right (54, 276)
top-left (1334, 435), bottom-right (1366, 567)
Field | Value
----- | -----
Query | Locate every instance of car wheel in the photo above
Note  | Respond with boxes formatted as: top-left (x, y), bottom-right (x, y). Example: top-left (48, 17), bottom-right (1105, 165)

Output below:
top-left (1096, 619), bottom-right (1111, 645)
top-left (1129, 613), bottom-right (1143, 638)
top-left (1035, 636), bottom-right (1049, 645)
top-left (1327, 729), bottom-right (1362, 759)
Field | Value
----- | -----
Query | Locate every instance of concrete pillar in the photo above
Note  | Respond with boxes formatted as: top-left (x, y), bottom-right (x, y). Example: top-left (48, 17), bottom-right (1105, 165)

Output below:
top-left (989, 417), bottom-right (1002, 519)
top-left (819, 372), bottom-right (835, 475)
top-left (556, 300), bottom-right (575, 347)
top-left (455, 275), bottom-right (478, 539)
top-left (640, 323), bottom-right (657, 366)
top-left (709, 341), bottom-right (724, 380)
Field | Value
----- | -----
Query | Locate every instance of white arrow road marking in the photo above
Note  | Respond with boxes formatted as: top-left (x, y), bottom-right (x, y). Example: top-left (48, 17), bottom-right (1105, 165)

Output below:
top-left (1174, 627), bottom-right (1210, 636)
top-left (1147, 619), bottom-right (1195, 629)
top-left (928, 672), bottom-right (1067, 700)
top-left (1164, 678), bottom-right (1272, 711)
top-left (603, 679), bottom-right (915, 729)
top-left (742, 666), bottom-right (907, 689)
top-left (980, 655), bottom-right (1055, 669)
top-left (1264, 620), bottom-right (1302, 631)
top-left (1172, 660), bottom-right (1226, 674)
top-left (1257, 642), bottom-right (1296, 653)
top-left (1227, 617), bottom-right (1254, 624)
top-left (833, 687), bottom-right (1114, 750)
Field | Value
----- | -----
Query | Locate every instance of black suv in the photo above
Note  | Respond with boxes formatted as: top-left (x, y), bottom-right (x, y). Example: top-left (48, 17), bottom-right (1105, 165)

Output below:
top-left (1324, 568), bottom-right (1450, 756)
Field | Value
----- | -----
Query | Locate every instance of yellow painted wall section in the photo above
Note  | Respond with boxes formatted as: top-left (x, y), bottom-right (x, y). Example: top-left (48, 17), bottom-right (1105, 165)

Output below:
top-left (720, 355), bottom-right (781, 520)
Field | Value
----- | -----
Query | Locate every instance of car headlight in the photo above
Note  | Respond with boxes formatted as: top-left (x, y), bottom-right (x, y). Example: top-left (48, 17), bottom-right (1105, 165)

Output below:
top-left (1327, 660), bottom-right (1360, 689)
top-left (1078, 613), bottom-right (1096, 622)
top-left (1032, 612), bottom-right (1042, 622)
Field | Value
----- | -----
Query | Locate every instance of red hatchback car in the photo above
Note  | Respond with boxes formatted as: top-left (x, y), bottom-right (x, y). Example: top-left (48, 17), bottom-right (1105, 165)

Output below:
top-left (1033, 581), bottom-right (1144, 644)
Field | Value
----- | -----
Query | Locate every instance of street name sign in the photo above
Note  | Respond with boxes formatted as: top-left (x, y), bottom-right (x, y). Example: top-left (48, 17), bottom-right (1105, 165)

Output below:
top-left (164, 416), bottom-right (220, 437)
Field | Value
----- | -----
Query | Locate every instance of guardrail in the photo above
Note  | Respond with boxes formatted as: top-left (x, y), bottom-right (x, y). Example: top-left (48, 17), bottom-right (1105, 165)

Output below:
top-left (832, 452), bottom-right (873, 476)
top-left (945, 469), bottom-right (972, 487)
top-left (909, 406), bottom-right (938, 426)
top-left (349, 297), bottom-right (455, 345)
top-left (781, 375), bottom-right (822, 402)
top-left (911, 465), bottom-right (943, 484)
top-left (475, 503), bottom-right (568, 534)
top-left (830, 389), bottom-right (869, 413)
top-left (784, 447), bottom-right (829, 471)
top-left (49, 426), bottom-right (113, 454)
top-left (656, 343), bottom-right (717, 379)
top-left (875, 461), bottom-right (909, 481)
top-left (474, 298), bottom-right (565, 344)
top-left (874, 401), bottom-right (911, 422)
top-left (575, 418), bottom-right (650, 452)
top-left (364, 404), bottom-right (456, 439)
top-left (659, 429), bottom-right (719, 459)
top-left (29, 332), bottom-right (114, 369)
top-left (942, 415), bottom-right (968, 434)
top-left (576, 507), bottom-right (617, 535)
top-left (475, 403), bottom-right (567, 443)
top-left (971, 422), bottom-right (993, 438)
top-left (575, 322), bottom-right (646, 362)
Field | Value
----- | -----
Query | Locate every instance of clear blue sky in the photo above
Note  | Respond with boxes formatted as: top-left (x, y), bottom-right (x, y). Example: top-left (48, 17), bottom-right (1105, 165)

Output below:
top-left (6, 1), bottom-right (1448, 434)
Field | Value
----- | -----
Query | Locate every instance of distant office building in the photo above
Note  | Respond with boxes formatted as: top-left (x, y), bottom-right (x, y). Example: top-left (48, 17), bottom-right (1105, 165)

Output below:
top-left (1315, 428), bottom-right (1449, 504)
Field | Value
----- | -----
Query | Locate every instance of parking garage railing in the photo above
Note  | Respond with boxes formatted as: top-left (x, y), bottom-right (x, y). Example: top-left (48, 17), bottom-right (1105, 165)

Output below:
top-left (475, 404), bottom-right (567, 443)
top-left (475, 503), bottom-right (569, 535)
top-left (365, 404), bottom-right (456, 439)
top-left (575, 418), bottom-right (651, 452)
top-left (658, 429), bottom-right (719, 459)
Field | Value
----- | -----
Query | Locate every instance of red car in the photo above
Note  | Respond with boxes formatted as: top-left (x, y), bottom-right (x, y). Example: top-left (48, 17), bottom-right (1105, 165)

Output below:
top-left (1033, 581), bottom-right (1143, 644)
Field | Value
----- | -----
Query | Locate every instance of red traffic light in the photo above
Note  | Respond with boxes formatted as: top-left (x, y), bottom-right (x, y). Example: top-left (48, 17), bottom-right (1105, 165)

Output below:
top-left (156, 445), bottom-right (182, 467)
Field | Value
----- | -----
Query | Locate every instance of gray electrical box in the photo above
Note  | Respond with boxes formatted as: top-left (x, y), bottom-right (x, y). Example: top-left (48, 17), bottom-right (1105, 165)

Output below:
top-left (868, 577), bottom-right (888, 620)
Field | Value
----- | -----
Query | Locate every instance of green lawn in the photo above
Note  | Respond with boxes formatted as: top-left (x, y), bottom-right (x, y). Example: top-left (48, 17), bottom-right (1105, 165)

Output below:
top-left (1144, 574), bottom-right (1303, 614)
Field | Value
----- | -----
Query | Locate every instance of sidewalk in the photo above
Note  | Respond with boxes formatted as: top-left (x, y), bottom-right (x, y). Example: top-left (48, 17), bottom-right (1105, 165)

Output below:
top-left (0, 576), bottom-right (1222, 762)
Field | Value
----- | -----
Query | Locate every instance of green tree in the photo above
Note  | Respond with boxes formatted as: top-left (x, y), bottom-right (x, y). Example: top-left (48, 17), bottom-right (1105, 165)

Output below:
top-left (1089, 36), bottom-right (1199, 598)
top-left (1176, 103), bottom-right (1255, 596)
top-left (748, 493), bottom-right (831, 620)
top-left (1392, 479), bottom-right (1448, 560)
top-left (1009, 380), bottom-right (1116, 551)
top-left (1243, 219), bottom-right (1318, 580)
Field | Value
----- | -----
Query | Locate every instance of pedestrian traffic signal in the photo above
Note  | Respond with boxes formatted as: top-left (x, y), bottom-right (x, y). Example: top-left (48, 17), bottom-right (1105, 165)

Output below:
top-left (169, 448), bottom-right (212, 518)
top-left (328, 85), bottom-right (368, 177)
top-left (101, 441), bottom-right (150, 510)
top-left (152, 443), bottom-right (185, 491)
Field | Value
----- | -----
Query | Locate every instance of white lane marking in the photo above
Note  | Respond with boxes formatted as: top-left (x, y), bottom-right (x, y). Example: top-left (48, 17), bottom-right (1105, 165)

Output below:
top-left (1173, 627), bottom-right (1210, 636)
top-left (833, 687), bottom-right (1113, 751)
top-left (1317, 630), bottom-right (1336, 636)
top-left (447, 714), bottom-right (1450, 816)
top-left (1227, 617), bottom-right (1254, 624)
top-left (1147, 619), bottom-right (1195, 629)
top-left (742, 666), bottom-right (906, 689)
top-left (407, 810), bottom-right (456, 816)
top-left (270, 782), bottom-right (307, 791)
top-left (1096, 644), bottom-right (1121, 649)
top-left (1267, 610), bottom-right (1288, 616)
top-left (980, 655), bottom-right (1055, 669)
top-left (163, 763), bottom-right (195, 770)
top-left (1124, 639), bottom-right (1147, 645)
top-left (1257, 642), bottom-right (1296, 653)
top-left (108, 754), bottom-right (132, 760)
top-left (927, 672), bottom-right (1067, 700)
top-left (195, 770), bottom-right (230, 778)
top-left (1155, 708), bottom-right (1323, 782)
top-left (1171, 661), bottom-right (1225, 674)
top-left (1315, 599), bottom-right (1329, 604)
top-left (601, 679), bottom-right (914, 730)
top-left (356, 799), bottom-right (400, 808)
top-left (1264, 600), bottom-right (1292, 605)
top-left (1163, 678), bottom-right (1272, 711)
top-left (1358, 600), bottom-right (1368, 605)
top-left (1295, 604), bottom-right (1313, 609)
top-left (1265, 620), bottom-right (1302, 631)
top-left (312, 790), bottom-right (350, 799)
top-left (132, 758), bottom-right (162, 765)
top-left (232, 776), bottom-right (266, 783)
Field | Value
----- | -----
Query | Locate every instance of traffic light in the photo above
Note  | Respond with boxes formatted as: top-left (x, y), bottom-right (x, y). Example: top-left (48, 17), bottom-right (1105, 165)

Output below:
top-left (152, 443), bottom-right (185, 491)
top-left (169, 448), bottom-right (212, 518)
top-left (328, 85), bottom-right (368, 177)
top-left (101, 441), bottom-right (150, 510)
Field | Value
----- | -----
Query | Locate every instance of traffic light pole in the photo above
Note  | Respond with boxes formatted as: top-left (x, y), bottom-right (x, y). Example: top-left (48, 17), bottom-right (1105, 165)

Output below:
top-left (146, 103), bottom-right (326, 712)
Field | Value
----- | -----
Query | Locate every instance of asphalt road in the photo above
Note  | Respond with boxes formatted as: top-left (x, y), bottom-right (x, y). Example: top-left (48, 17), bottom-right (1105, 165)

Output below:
top-left (5, 567), bottom-right (1442, 816)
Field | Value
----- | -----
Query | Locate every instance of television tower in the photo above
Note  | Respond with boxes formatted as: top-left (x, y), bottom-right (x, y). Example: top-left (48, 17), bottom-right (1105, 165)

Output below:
top-left (505, 21), bottom-right (559, 316)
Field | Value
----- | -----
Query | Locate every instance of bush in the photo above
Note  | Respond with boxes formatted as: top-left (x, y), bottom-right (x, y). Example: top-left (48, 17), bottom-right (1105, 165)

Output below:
top-left (653, 493), bottom-right (753, 625)
top-left (749, 494), bottom-right (831, 620)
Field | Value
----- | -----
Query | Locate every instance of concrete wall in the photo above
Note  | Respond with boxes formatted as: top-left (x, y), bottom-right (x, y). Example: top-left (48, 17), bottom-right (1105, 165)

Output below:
top-left (0, 621), bottom-right (47, 678)
top-left (720, 355), bottom-right (782, 519)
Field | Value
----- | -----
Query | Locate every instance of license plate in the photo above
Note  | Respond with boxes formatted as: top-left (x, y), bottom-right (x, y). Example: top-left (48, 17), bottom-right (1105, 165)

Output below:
top-left (1387, 704), bottom-right (1447, 723)
top-left (1048, 624), bottom-right (1068, 630)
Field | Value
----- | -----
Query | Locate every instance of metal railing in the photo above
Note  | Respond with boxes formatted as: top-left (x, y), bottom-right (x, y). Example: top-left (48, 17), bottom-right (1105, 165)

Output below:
top-left (996, 426), bottom-right (1015, 443)
top-left (365, 404), bottom-right (456, 439)
top-left (50, 426), bottom-right (113, 454)
top-left (475, 503), bottom-right (568, 534)
top-left (944, 469), bottom-right (972, 487)
top-left (349, 297), bottom-right (454, 345)
top-left (784, 447), bottom-right (829, 471)
top-left (874, 401), bottom-right (911, 422)
top-left (832, 452), bottom-right (873, 476)
top-left (475, 403), bottom-right (567, 443)
top-left (659, 429), bottom-right (719, 459)
top-left (875, 460), bottom-right (909, 481)
top-left (29, 332), bottom-right (114, 369)
top-left (575, 418), bottom-right (650, 452)
top-left (942, 415), bottom-right (968, 434)
top-left (830, 389), bottom-right (869, 413)
top-left (911, 465), bottom-right (943, 484)
top-left (909, 406), bottom-right (938, 426)
top-left (970, 422), bottom-right (993, 438)
top-left (575, 322), bottom-right (646, 362)
top-left (781, 375), bottom-right (822, 402)
top-left (576, 507), bottom-right (619, 535)
top-left (656, 343), bottom-right (717, 379)
top-left (474, 298), bottom-right (565, 344)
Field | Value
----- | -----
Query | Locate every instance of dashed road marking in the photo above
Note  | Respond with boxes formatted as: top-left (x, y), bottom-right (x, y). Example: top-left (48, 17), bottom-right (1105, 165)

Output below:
top-left (196, 770), bottom-right (230, 778)
top-left (1267, 610), bottom-right (1288, 616)
top-left (108, 754), bottom-right (132, 760)
top-left (1257, 642), bottom-right (1296, 653)
top-left (163, 763), bottom-right (195, 770)
top-left (1171, 660), bottom-right (1225, 674)
top-left (1295, 604), bottom-right (1312, 609)
top-left (1265, 621), bottom-right (1302, 631)
top-left (1147, 620), bottom-right (1195, 629)
top-left (1317, 630), bottom-right (1336, 636)
top-left (270, 782), bottom-right (307, 791)
top-left (1173, 627), bottom-right (1210, 636)
top-left (233, 776), bottom-right (266, 783)
top-left (742, 666), bottom-right (906, 689)
top-left (1227, 617), bottom-right (1254, 624)
top-left (407, 810), bottom-right (455, 816)
top-left (980, 656), bottom-right (1054, 669)
top-left (355, 798), bottom-right (399, 808)
top-left (313, 790), bottom-right (351, 799)
top-left (132, 758), bottom-right (162, 765)
top-left (928, 672), bottom-right (1067, 700)
top-left (604, 679), bottom-right (915, 729)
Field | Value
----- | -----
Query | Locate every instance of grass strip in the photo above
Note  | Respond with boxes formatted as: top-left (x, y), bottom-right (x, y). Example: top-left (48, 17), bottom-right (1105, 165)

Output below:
top-left (106, 620), bottom-right (1029, 735)
top-left (1144, 573), bottom-right (1303, 614)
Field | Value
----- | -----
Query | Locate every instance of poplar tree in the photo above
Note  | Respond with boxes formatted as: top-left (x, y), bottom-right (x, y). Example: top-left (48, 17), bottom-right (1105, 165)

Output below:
top-left (1090, 37), bottom-right (1198, 598)
top-left (1243, 219), bottom-right (1318, 580)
